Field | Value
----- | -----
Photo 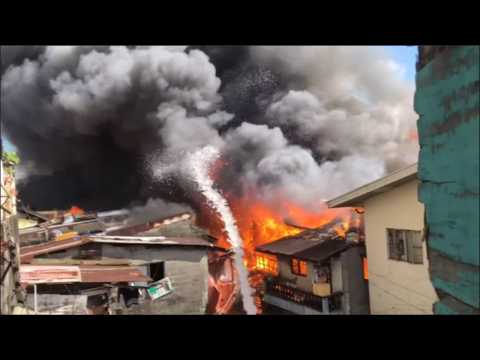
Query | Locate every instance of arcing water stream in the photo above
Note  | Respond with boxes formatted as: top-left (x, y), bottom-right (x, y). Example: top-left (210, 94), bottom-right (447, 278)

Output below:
top-left (186, 146), bottom-right (257, 314)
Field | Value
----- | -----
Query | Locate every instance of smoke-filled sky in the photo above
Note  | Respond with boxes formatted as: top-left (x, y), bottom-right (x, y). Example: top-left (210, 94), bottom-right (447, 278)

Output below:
top-left (1, 46), bottom-right (419, 211)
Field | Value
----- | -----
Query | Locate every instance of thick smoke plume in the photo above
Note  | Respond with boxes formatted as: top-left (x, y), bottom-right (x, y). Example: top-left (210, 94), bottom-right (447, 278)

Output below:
top-left (1, 46), bottom-right (418, 212)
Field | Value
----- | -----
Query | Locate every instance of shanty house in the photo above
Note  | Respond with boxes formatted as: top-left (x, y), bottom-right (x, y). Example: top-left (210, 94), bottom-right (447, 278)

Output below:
top-left (19, 212), bottom-right (238, 315)
top-left (327, 163), bottom-right (438, 314)
top-left (255, 230), bottom-right (369, 315)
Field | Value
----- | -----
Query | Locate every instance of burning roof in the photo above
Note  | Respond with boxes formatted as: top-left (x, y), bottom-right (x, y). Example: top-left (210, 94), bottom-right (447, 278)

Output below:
top-left (255, 230), bottom-right (334, 257)
top-left (255, 229), bottom-right (353, 263)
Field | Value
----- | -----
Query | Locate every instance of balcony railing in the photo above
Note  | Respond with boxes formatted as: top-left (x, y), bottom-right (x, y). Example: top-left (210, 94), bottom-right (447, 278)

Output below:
top-left (265, 278), bottom-right (343, 313)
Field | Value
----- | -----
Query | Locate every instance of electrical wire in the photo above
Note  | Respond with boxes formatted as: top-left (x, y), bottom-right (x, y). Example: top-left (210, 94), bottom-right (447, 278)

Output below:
top-left (368, 281), bottom-right (430, 314)
top-left (368, 270), bottom-right (434, 302)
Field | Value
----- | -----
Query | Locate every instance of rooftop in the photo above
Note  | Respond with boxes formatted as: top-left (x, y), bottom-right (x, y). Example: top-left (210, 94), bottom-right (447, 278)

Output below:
top-left (256, 230), bottom-right (333, 257)
top-left (20, 265), bottom-right (151, 285)
top-left (327, 163), bottom-right (418, 208)
top-left (255, 230), bottom-right (353, 263)
top-left (21, 235), bottom-right (223, 263)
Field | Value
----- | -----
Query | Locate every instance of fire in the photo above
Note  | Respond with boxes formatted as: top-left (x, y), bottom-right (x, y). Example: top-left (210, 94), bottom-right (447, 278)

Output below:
top-left (197, 182), bottom-right (356, 272)
top-left (228, 189), bottom-right (355, 272)
top-left (195, 153), bottom-right (362, 313)
top-left (69, 206), bottom-right (84, 216)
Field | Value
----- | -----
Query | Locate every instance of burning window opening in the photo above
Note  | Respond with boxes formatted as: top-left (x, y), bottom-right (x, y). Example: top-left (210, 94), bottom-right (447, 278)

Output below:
top-left (363, 257), bottom-right (368, 280)
top-left (255, 252), bottom-right (278, 275)
top-left (291, 258), bottom-right (308, 277)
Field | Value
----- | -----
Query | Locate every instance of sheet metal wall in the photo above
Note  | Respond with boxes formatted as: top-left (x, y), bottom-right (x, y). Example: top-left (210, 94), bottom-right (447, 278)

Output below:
top-left (415, 46), bottom-right (479, 314)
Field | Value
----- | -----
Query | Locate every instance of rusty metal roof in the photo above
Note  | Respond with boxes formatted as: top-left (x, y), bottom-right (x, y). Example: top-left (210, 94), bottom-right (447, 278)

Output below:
top-left (21, 237), bottom-right (94, 263)
top-left (20, 265), bottom-right (82, 284)
top-left (20, 265), bottom-right (151, 285)
top-left (21, 234), bottom-right (221, 263)
top-left (105, 212), bottom-right (193, 236)
top-left (79, 266), bottom-right (151, 283)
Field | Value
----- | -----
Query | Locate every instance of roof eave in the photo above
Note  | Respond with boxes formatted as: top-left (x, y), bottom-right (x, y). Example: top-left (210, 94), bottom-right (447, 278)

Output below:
top-left (327, 163), bottom-right (418, 208)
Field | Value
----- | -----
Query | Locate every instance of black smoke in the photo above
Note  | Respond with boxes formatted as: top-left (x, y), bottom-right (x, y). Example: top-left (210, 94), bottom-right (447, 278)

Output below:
top-left (1, 46), bottom-right (418, 212)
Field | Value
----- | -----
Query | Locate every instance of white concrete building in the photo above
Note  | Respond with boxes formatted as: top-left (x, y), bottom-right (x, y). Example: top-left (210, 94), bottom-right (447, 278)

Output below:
top-left (327, 164), bottom-right (438, 314)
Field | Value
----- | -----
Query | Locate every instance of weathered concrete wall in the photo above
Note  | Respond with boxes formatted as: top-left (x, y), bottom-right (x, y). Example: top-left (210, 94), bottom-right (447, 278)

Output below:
top-left (277, 256), bottom-right (315, 293)
top-left (125, 255), bottom-right (210, 315)
top-left (363, 179), bottom-right (437, 314)
top-left (416, 45), bottom-right (480, 314)
top-left (36, 244), bottom-right (212, 314)
top-left (340, 247), bottom-right (370, 314)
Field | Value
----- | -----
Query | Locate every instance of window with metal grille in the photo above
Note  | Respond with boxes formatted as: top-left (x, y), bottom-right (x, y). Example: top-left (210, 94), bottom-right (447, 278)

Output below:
top-left (386, 229), bottom-right (423, 264)
top-left (291, 258), bottom-right (308, 276)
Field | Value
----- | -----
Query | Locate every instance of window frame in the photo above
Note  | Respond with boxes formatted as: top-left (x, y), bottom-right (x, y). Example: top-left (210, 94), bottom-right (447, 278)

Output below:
top-left (255, 253), bottom-right (279, 275)
top-left (386, 228), bottom-right (423, 265)
top-left (291, 258), bottom-right (308, 277)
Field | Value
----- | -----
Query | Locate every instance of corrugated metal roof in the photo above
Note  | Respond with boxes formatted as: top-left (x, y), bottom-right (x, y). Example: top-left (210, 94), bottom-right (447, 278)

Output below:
top-left (21, 237), bottom-right (94, 263)
top-left (294, 239), bottom-right (352, 262)
top-left (20, 265), bottom-right (82, 284)
top-left (79, 266), bottom-right (151, 283)
top-left (21, 234), bottom-right (221, 263)
top-left (20, 265), bottom-right (151, 284)
top-left (255, 230), bottom-right (333, 257)
top-left (105, 212), bottom-right (193, 236)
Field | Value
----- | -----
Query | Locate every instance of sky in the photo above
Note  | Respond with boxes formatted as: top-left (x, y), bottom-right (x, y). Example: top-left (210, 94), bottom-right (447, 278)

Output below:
top-left (384, 45), bottom-right (418, 82)
top-left (1, 46), bottom-right (418, 154)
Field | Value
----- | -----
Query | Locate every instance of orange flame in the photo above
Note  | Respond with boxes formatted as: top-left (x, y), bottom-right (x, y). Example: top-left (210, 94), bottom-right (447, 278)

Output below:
top-left (197, 181), bottom-right (357, 273)
top-left (69, 206), bottom-right (85, 216)
top-left (228, 188), bottom-right (355, 271)
top-left (196, 156), bottom-right (364, 313)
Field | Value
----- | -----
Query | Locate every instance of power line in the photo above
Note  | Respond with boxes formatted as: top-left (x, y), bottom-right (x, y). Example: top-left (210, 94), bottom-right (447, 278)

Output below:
top-left (368, 281), bottom-right (430, 314)
top-left (368, 270), bottom-right (434, 302)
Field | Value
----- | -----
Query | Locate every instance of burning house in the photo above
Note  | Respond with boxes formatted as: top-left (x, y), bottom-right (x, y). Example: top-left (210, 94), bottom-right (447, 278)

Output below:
top-left (2, 46), bottom-right (424, 315)
top-left (254, 227), bottom-right (369, 315)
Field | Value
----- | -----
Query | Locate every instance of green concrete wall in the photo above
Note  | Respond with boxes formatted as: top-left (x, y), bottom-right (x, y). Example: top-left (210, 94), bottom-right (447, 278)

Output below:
top-left (415, 46), bottom-right (479, 314)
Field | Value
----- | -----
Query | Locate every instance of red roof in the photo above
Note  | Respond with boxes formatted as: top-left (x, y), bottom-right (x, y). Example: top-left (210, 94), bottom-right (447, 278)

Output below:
top-left (20, 265), bottom-right (151, 285)
top-left (21, 235), bottom-right (221, 263)
top-left (20, 237), bottom-right (94, 263)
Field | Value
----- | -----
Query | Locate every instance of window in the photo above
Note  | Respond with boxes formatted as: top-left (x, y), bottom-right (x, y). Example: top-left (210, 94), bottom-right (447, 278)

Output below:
top-left (363, 257), bottom-right (368, 280)
top-left (313, 266), bottom-right (329, 283)
top-left (149, 262), bottom-right (165, 281)
top-left (291, 258), bottom-right (308, 276)
top-left (255, 253), bottom-right (278, 275)
top-left (387, 229), bottom-right (423, 264)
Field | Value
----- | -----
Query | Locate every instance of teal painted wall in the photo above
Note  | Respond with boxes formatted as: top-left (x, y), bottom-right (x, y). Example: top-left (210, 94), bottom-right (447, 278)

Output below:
top-left (415, 46), bottom-right (479, 314)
